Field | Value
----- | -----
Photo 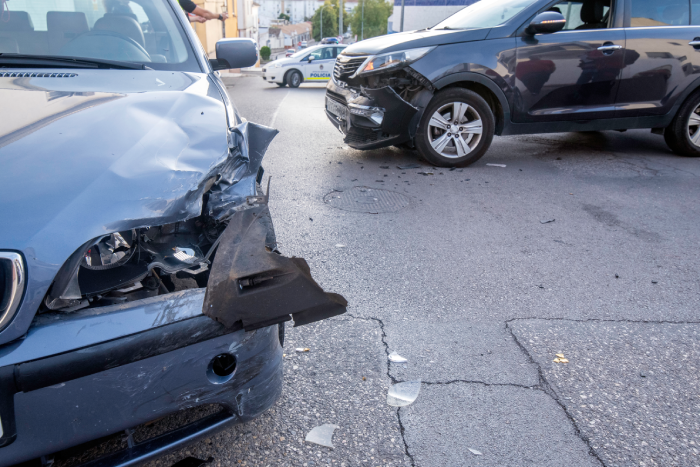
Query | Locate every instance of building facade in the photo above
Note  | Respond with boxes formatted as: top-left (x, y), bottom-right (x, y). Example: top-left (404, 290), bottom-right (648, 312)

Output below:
top-left (387, 0), bottom-right (476, 33)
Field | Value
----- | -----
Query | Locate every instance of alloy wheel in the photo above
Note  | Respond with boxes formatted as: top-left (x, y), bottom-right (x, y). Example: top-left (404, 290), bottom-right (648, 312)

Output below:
top-left (427, 102), bottom-right (483, 158)
top-left (688, 105), bottom-right (700, 147)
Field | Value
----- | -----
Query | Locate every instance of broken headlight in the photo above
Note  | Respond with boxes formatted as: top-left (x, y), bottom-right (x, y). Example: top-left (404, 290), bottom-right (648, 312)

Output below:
top-left (358, 47), bottom-right (434, 75)
top-left (348, 104), bottom-right (385, 125)
top-left (45, 217), bottom-right (223, 311)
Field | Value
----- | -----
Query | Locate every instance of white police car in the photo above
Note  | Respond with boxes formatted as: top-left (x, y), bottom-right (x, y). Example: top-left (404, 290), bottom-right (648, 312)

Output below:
top-left (262, 44), bottom-right (346, 88)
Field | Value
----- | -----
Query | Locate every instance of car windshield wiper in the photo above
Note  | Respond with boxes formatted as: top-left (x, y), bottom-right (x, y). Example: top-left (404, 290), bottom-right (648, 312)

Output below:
top-left (0, 54), bottom-right (150, 70)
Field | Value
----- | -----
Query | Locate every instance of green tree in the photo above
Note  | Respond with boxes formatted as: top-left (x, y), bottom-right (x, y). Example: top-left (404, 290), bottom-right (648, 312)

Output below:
top-left (260, 46), bottom-right (271, 60)
top-left (348, 0), bottom-right (392, 40)
top-left (311, 0), bottom-right (348, 42)
top-left (278, 13), bottom-right (290, 21)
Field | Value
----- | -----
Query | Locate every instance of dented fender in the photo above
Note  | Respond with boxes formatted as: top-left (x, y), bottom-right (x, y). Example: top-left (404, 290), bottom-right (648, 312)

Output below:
top-left (203, 205), bottom-right (347, 331)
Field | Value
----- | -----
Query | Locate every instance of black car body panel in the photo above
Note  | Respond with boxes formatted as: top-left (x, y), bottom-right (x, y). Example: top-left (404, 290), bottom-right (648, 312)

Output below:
top-left (326, 0), bottom-right (700, 148)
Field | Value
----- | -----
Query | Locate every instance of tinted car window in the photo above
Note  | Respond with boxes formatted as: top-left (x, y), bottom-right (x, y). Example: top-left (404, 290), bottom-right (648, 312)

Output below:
top-left (630, 0), bottom-right (689, 26)
top-left (547, 0), bottom-right (610, 30)
top-left (433, 0), bottom-right (536, 30)
top-left (0, 0), bottom-right (200, 71)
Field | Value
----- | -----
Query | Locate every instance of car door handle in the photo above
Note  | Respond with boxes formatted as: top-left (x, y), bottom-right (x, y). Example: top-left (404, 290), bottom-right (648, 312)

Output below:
top-left (597, 44), bottom-right (622, 53)
top-left (689, 39), bottom-right (700, 46)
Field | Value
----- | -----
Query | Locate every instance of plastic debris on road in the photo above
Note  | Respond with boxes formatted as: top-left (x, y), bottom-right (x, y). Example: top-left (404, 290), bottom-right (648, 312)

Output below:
top-left (295, 348), bottom-right (310, 352)
top-left (335, 244), bottom-right (345, 248)
top-left (387, 380), bottom-right (421, 407)
top-left (468, 448), bottom-right (483, 456)
top-left (417, 172), bottom-right (434, 176)
top-left (486, 163), bottom-right (506, 167)
top-left (388, 351), bottom-right (408, 363)
top-left (397, 164), bottom-right (421, 169)
top-left (305, 424), bottom-right (340, 448)
top-left (540, 219), bottom-right (555, 224)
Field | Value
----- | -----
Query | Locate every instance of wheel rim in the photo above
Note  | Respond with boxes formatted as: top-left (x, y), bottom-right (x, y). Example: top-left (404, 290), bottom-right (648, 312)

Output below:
top-left (427, 102), bottom-right (483, 159)
top-left (292, 73), bottom-right (300, 86)
top-left (688, 105), bottom-right (700, 146)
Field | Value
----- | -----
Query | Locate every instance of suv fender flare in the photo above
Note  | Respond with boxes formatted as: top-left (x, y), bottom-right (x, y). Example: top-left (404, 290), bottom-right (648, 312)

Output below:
top-left (430, 72), bottom-right (512, 135)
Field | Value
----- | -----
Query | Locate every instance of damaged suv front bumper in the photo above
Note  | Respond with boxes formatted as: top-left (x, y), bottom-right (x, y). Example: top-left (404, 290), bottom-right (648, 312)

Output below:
top-left (325, 78), bottom-right (418, 149)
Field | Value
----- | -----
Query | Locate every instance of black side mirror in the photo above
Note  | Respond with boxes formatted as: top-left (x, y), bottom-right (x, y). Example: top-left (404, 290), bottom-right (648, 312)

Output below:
top-left (211, 38), bottom-right (258, 70)
top-left (525, 11), bottom-right (566, 35)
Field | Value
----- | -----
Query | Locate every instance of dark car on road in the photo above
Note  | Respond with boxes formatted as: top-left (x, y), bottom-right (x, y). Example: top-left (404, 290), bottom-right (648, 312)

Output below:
top-left (0, 1), bottom-right (346, 465)
top-left (326, 0), bottom-right (700, 166)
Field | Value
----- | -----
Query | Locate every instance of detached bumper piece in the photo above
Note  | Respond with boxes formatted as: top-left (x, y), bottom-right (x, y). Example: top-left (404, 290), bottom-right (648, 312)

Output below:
top-left (203, 205), bottom-right (347, 331)
top-left (325, 81), bottom-right (418, 150)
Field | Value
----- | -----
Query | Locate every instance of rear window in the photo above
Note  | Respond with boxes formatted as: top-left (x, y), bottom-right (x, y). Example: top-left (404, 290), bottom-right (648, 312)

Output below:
top-left (0, 0), bottom-right (200, 71)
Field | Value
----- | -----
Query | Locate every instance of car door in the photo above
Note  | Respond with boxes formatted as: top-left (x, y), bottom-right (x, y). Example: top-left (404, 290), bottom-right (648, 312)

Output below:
top-left (513, 0), bottom-right (626, 123)
top-left (304, 47), bottom-right (334, 82)
top-left (614, 0), bottom-right (700, 117)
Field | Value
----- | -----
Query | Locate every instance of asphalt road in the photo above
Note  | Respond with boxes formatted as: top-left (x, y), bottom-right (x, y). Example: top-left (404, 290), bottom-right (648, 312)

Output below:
top-left (149, 75), bottom-right (700, 467)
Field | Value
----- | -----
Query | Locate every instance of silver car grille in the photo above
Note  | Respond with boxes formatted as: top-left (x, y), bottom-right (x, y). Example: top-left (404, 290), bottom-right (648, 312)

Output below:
top-left (0, 252), bottom-right (25, 332)
top-left (333, 55), bottom-right (368, 80)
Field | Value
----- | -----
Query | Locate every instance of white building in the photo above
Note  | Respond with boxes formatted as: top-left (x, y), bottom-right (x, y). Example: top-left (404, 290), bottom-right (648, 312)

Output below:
top-left (387, 0), bottom-right (476, 33)
top-left (259, 21), bottom-right (313, 49)
top-left (237, 0), bottom-right (260, 40)
top-left (258, 0), bottom-right (317, 25)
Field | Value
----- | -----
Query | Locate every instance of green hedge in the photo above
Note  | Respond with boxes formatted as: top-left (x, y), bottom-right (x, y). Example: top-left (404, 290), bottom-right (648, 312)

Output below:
top-left (260, 46), bottom-right (271, 61)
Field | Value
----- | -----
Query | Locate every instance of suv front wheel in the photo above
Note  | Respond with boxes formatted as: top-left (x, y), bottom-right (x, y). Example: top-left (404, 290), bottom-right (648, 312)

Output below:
top-left (415, 88), bottom-right (495, 167)
top-left (664, 91), bottom-right (700, 157)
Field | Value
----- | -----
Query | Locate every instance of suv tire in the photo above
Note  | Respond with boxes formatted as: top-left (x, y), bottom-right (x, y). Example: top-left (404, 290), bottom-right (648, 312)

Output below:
top-left (415, 88), bottom-right (495, 167)
top-left (287, 70), bottom-right (302, 88)
top-left (664, 91), bottom-right (700, 157)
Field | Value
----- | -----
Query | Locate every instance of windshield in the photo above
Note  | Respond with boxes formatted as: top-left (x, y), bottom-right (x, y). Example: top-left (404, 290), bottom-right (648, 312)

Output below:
top-left (290, 45), bottom-right (321, 59)
top-left (0, 0), bottom-right (199, 71)
top-left (432, 0), bottom-right (536, 30)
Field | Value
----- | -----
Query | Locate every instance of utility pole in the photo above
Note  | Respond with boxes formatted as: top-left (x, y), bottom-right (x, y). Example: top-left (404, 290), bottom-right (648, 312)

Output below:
top-left (320, 6), bottom-right (323, 39)
top-left (338, 0), bottom-right (343, 40)
top-left (360, 0), bottom-right (364, 40)
top-left (400, 0), bottom-right (405, 32)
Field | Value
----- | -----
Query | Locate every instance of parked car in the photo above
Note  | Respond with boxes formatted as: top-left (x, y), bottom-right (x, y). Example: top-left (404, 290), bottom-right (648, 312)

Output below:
top-left (263, 44), bottom-right (347, 87)
top-left (301, 40), bottom-right (308, 48)
top-left (0, 0), bottom-right (346, 465)
top-left (326, 0), bottom-right (700, 167)
top-left (285, 48), bottom-right (296, 57)
top-left (321, 37), bottom-right (340, 44)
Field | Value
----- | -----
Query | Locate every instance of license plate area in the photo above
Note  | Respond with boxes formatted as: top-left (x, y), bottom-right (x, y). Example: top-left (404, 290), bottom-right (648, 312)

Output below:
top-left (326, 97), bottom-right (348, 120)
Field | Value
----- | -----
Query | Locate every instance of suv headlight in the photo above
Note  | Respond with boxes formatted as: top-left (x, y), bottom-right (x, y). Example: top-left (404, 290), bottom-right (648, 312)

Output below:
top-left (358, 47), bottom-right (434, 75)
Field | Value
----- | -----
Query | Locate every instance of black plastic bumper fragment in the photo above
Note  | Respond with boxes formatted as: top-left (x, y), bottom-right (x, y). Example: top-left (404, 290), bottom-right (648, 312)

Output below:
top-left (362, 85), bottom-right (418, 137)
top-left (203, 205), bottom-right (347, 331)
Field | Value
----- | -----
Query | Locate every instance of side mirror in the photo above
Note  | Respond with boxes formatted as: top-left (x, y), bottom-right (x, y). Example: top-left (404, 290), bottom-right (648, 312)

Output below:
top-left (525, 11), bottom-right (566, 35)
top-left (308, 55), bottom-right (315, 62)
top-left (211, 38), bottom-right (258, 70)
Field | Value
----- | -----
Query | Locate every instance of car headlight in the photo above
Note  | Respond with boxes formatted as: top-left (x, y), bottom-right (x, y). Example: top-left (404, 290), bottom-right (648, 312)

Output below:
top-left (273, 62), bottom-right (281, 68)
top-left (358, 47), bottom-right (434, 75)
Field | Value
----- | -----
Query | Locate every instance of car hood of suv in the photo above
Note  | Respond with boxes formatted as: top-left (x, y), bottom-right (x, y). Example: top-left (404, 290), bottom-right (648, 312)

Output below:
top-left (342, 28), bottom-right (491, 56)
top-left (0, 70), bottom-right (276, 344)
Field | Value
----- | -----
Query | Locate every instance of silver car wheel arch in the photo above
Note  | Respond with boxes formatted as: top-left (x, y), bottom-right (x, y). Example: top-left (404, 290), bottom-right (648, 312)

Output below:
top-left (687, 104), bottom-right (700, 147)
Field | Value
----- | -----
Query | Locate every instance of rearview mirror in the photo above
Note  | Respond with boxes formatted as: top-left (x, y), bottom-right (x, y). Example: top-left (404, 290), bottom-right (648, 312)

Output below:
top-left (525, 11), bottom-right (566, 35)
top-left (211, 38), bottom-right (258, 70)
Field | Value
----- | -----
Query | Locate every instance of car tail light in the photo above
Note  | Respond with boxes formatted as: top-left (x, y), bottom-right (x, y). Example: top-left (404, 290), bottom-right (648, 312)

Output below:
top-left (0, 253), bottom-right (25, 332)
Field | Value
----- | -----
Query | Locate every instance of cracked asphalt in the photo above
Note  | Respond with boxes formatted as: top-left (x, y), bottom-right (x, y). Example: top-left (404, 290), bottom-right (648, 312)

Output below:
top-left (151, 75), bottom-right (700, 467)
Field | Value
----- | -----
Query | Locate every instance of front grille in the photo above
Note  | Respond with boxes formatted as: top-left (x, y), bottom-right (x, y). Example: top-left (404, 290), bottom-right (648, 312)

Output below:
top-left (0, 252), bottom-right (24, 332)
top-left (344, 130), bottom-right (392, 146)
top-left (333, 54), bottom-right (368, 80)
top-left (0, 72), bottom-right (77, 78)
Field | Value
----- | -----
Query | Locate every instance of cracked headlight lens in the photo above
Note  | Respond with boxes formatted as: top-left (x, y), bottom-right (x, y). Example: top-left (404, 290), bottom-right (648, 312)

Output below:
top-left (348, 104), bottom-right (384, 125)
top-left (358, 47), bottom-right (434, 75)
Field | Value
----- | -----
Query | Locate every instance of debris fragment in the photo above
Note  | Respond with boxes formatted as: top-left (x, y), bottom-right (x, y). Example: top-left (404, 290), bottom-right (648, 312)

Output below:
top-left (486, 163), bottom-right (506, 167)
top-left (468, 448), bottom-right (483, 456)
top-left (556, 353), bottom-right (565, 358)
top-left (388, 351), bottom-right (408, 363)
top-left (540, 219), bottom-right (555, 224)
top-left (335, 244), bottom-right (345, 248)
top-left (380, 165), bottom-right (390, 169)
top-left (615, 274), bottom-right (619, 278)
top-left (387, 380), bottom-right (421, 407)
top-left (417, 172), bottom-right (434, 176)
top-left (305, 424), bottom-right (339, 448)
top-left (295, 348), bottom-right (310, 352)
top-left (397, 163), bottom-right (421, 169)
top-left (362, 376), bottom-right (366, 381)
top-left (309, 217), bottom-right (313, 221)
top-left (553, 353), bottom-right (569, 363)
top-left (651, 280), bottom-right (658, 284)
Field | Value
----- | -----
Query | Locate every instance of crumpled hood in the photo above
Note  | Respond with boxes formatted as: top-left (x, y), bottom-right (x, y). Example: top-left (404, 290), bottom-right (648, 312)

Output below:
top-left (342, 28), bottom-right (491, 55)
top-left (0, 70), bottom-right (276, 343)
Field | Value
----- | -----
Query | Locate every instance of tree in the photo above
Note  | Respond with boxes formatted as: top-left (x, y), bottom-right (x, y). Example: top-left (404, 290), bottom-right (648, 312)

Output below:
top-left (348, 0), bottom-right (392, 40)
top-left (260, 46), bottom-right (271, 60)
top-left (278, 13), bottom-right (290, 21)
top-left (311, 0), bottom-right (348, 42)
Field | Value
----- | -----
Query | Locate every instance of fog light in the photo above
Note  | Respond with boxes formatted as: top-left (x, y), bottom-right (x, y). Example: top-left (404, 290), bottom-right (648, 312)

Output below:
top-left (348, 104), bottom-right (384, 125)
top-left (207, 353), bottom-right (237, 384)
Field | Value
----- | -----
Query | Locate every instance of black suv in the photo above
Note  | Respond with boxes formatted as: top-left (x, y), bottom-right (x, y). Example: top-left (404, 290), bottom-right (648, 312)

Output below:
top-left (326, 0), bottom-right (700, 167)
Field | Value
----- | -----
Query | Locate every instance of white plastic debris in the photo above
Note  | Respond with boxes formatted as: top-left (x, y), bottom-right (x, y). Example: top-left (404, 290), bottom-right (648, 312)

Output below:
top-left (388, 351), bottom-right (408, 363)
top-left (305, 424), bottom-right (339, 448)
top-left (295, 348), bottom-right (310, 352)
top-left (335, 244), bottom-right (345, 248)
top-left (387, 380), bottom-right (421, 407)
top-left (486, 163), bottom-right (506, 167)
top-left (468, 448), bottom-right (483, 456)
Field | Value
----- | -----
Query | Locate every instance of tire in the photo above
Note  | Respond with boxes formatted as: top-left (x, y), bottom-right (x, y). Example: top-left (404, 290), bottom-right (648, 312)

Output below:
top-left (415, 88), bottom-right (495, 167)
top-left (664, 91), bottom-right (700, 156)
top-left (276, 83), bottom-right (286, 87)
top-left (287, 70), bottom-right (302, 88)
